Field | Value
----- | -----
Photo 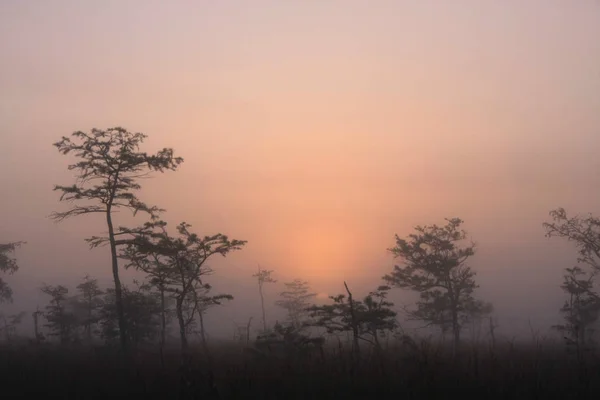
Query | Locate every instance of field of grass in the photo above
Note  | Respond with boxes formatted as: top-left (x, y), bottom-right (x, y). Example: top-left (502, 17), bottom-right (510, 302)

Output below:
top-left (1, 337), bottom-right (599, 399)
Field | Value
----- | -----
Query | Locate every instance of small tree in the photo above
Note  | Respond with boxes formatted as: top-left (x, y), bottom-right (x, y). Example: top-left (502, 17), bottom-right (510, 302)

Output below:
top-left (552, 266), bottom-right (600, 355)
top-left (41, 284), bottom-right (79, 344)
top-left (253, 267), bottom-right (276, 333)
top-left (275, 279), bottom-right (316, 330)
top-left (0, 311), bottom-right (27, 342)
top-left (121, 231), bottom-right (175, 351)
top-left (0, 242), bottom-right (25, 304)
top-left (361, 285), bottom-right (398, 348)
top-left (383, 218), bottom-right (490, 350)
top-left (75, 275), bottom-right (104, 344)
top-left (99, 281), bottom-right (162, 348)
top-left (544, 207), bottom-right (600, 350)
top-left (190, 284), bottom-right (233, 352)
top-left (122, 221), bottom-right (246, 356)
top-left (307, 283), bottom-right (398, 355)
top-left (51, 127), bottom-right (183, 352)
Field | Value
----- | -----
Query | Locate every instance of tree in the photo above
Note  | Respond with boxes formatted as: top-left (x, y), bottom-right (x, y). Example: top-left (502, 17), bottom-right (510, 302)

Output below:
top-left (122, 221), bottom-right (246, 356)
top-left (120, 230), bottom-right (175, 352)
top-left (552, 266), bottom-right (600, 354)
top-left (0, 241), bottom-right (25, 303)
top-left (50, 127), bottom-right (183, 352)
top-left (41, 284), bottom-right (79, 344)
top-left (99, 281), bottom-right (162, 348)
top-left (252, 267), bottom-right (276, 333)
top-left (544, 208), bottom-right (600, 350)
top-left (275, 279), bottom-right (316, 330)
top-left (361, 285), bottom-right (399, 348)
top-left (32, 307), bottom-right (44, 344)
top-left (383, 218), bottom-right (490, 350)
top-left (189, 284), bottom-right (233, 352)
top-left (0, 311), bottom-right (27, 342)
top-left (307, 283), bottom-right (398, 355)
top-left (75, 275), bottom-right (104, 344)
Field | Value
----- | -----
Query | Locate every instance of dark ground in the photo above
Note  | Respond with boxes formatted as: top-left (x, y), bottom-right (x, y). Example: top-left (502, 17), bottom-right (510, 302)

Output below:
top-left (1, 339), bottom-right (599, 399)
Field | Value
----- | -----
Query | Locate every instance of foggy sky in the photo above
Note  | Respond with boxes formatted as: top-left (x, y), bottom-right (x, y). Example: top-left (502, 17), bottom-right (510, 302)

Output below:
top-left (1, 0), bottom-right (600, 340)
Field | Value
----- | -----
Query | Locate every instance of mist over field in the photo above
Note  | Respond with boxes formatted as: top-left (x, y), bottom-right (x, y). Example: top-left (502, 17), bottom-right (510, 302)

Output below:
top-left (1, 1), bottom-right (600, 398)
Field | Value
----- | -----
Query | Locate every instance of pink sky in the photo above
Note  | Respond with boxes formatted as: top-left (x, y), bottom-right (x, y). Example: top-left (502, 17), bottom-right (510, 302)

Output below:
top-left (1, 0), bottom-right (600, 336)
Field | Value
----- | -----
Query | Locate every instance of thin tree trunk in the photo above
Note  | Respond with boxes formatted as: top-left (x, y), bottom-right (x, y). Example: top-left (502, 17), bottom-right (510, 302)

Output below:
top-left (159, 287), bottom-right (166, 368)
top-left (87, 293), bottom-right (92, 344)
top-left (199, 310), bottom-right (209, 355)
top-left (106, 209), bottom-right (128, 355)
top-left (176, 297), bottom-right (188, 357)
top-left (452, 307), bottom-right (460, 356)
top-left (33, 310), bottom-right (40, 344)
top-left (160, 287), bottom-right (166, 347)
top-left (344, 281), bottom-right (360, 360)
top-left (259, 284), bottom-right (267, 332)
top-left (489, 317), bottom-right (496, 350)
top-left (246, 317), bottom-right (253, 344)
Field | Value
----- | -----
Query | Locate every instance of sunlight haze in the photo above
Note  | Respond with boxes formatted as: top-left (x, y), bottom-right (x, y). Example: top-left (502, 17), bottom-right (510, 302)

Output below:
top-left (1, 0), bottom-right (600, 339)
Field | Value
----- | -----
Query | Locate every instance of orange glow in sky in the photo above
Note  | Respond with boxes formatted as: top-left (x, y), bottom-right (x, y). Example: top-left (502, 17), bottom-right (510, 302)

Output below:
top-left (1, 1), bottom-right (599, 317)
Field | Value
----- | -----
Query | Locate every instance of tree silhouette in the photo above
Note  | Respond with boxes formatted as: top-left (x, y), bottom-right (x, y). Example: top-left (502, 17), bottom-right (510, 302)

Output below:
top-left (383, 218), bottom-right (490, 350)
top-left (0, 311), bottom-right (27, 342)
top-left (50, 127), bottom-right (183, 353)
top-left (0, 241), bottom-right (25, 304)
top-left (99, 281), bottom-right (162, 348)
top-left (544, 208), bottom-right (600, 351)
top-left (252, 267), bottom-right (276, 333)
top-left (75, 275), bottom-right (104, 344)
top-left (120, 228), bottom-right (175, 353)
top-left (189, 284), bottom-right (233, 352)
top-left (552, 266), bottom-right (600, 355)
top-left (275, 279), bottom-right (316, 330)
top-left (121, 220), bottom-right (246, 356)
top-left (307, 283), bottom-right (397, 355)
top-left (41, 284), bottom-right (79, 345)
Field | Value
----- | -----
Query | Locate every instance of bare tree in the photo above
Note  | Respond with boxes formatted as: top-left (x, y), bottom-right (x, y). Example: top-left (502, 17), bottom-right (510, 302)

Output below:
top-left (383, 218), bottom-right (491, 351)
top-left (0, 241), bottom-right (25, 304)
top-left (50, 128), bottom-right (183, 352)
top-left (252, 266), bottom-right (276, 333)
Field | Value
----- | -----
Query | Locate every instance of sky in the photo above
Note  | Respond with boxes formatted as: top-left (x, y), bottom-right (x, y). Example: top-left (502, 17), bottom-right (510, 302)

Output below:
top-left (1, 0), bottom-right (600, 339)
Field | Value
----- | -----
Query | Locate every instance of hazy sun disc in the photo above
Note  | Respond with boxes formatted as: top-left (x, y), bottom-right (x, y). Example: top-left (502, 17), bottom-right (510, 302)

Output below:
top-left (286, 223), bottom-right (357, 283)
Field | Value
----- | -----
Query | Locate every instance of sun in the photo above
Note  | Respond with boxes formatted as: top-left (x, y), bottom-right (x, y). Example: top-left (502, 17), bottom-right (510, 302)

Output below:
top-left (286, 222), bottom-right (357, 284)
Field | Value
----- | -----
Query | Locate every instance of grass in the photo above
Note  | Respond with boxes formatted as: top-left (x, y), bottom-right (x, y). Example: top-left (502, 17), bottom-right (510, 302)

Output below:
top-left (1, 337), bottom-right (599, 399)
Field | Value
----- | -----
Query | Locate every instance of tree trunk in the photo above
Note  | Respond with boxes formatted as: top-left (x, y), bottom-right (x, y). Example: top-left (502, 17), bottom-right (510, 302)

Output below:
top-left (246, 316), bottom-right (253, 344)
top-left (176, 297), bottom-right (188, 356)
top-left (33, 311), bottom-right (40, 344)
top-left (106, 209), bottom-right (128, 355)
top-left (86, 293), bottom-right (93, 344)
top-left (451, 307), bottom-right (460, 354)
top-left (199, 310), bottom-right (209, 355)
top-left (160, 287), bottom-right (166, 347)
top-left (259, 282), bottom-right (267, 333)
top-left (159, 287), bottom-right (166, 368)
top-left (344, 281), bottom-right (360, 360)
top-left (489, 317), bottom-right (496, 350)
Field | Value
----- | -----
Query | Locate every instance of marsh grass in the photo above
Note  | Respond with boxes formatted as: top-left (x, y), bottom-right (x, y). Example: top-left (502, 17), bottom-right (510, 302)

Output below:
top-left (1, 337), bottom-right (599, 399)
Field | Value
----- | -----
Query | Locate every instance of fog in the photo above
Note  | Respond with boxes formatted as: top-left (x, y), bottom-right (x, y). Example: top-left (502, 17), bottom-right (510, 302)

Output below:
top-left (1, 0), bottom-right (600, 343)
